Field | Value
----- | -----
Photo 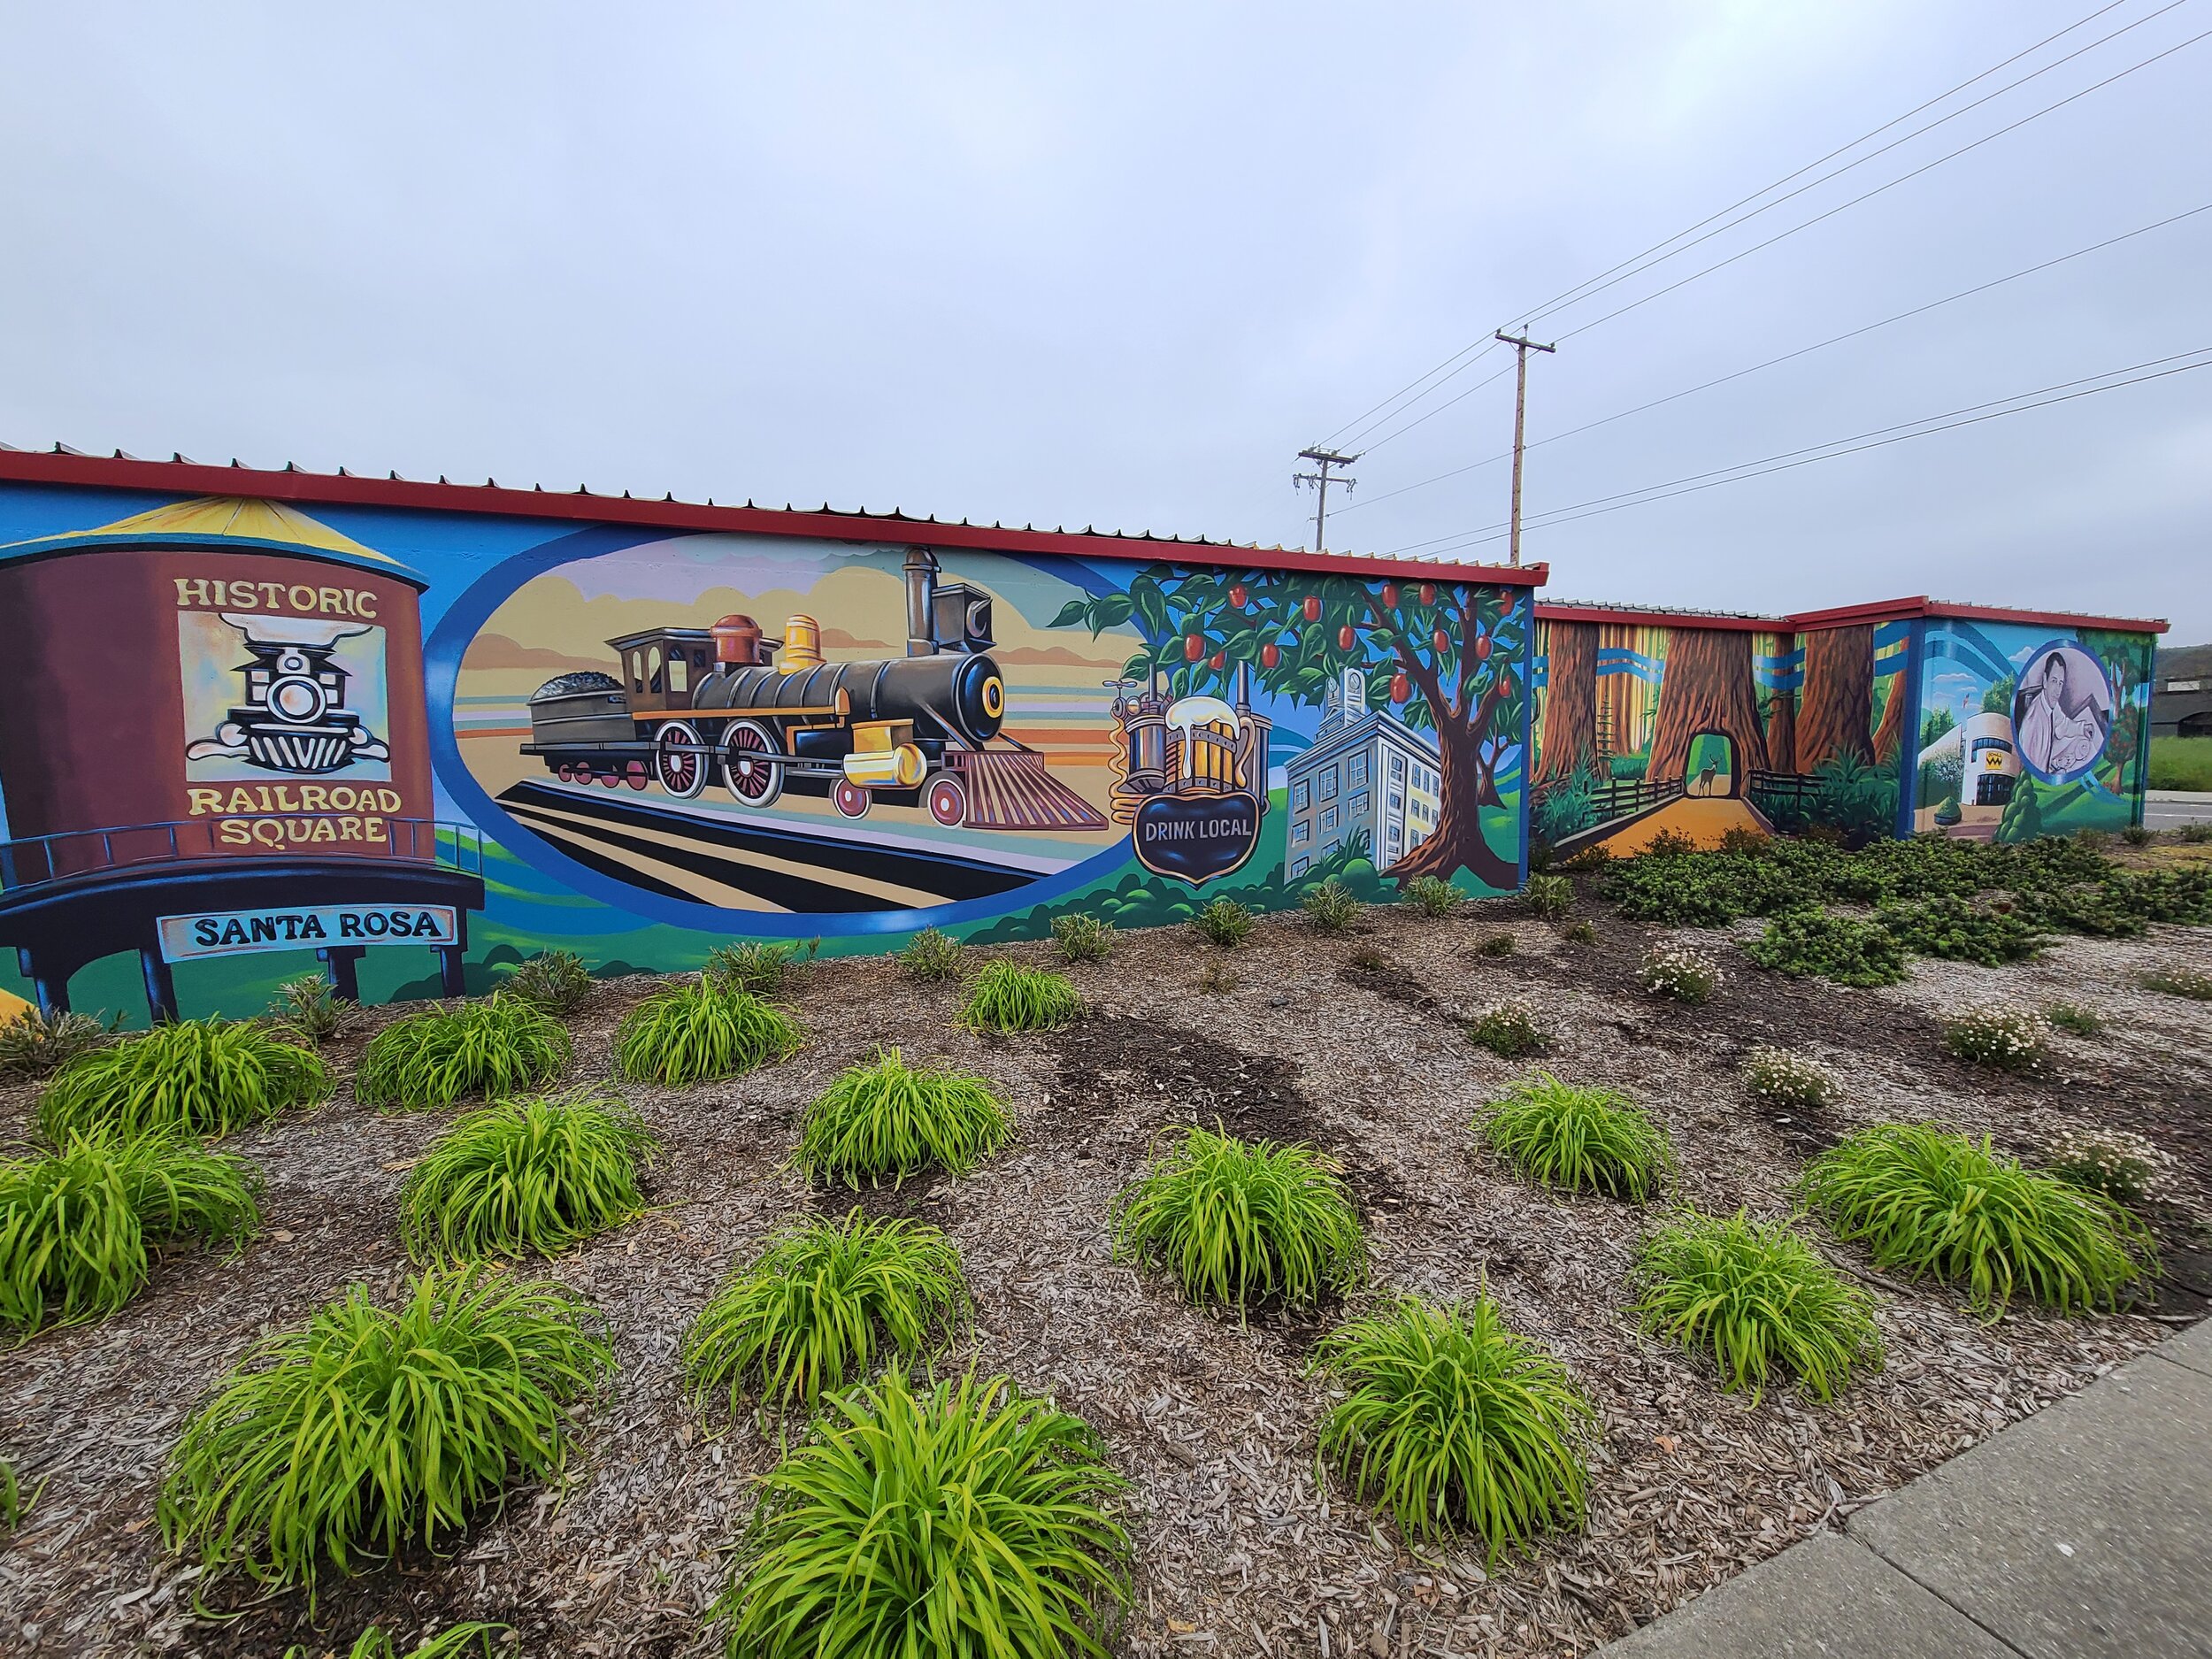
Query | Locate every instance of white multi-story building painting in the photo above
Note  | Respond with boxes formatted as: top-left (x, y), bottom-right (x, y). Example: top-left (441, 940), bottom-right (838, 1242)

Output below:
top-left (1284, 668), bottom-right (1443, 876)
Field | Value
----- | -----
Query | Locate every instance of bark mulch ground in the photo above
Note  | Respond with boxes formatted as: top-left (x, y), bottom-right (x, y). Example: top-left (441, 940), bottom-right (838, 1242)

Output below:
top-left (1, 878), bottom-right (2206, 1657)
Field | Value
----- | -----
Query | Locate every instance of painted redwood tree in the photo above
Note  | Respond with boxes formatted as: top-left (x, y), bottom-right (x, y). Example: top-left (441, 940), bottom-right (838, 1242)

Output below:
top-left (1647, 628), bottom-right (1769, 787)
top-left (1054, 565), bottom-right (1529, 890)
top-left (1535, 618), bottom-right (1599, 784)
top-left (1795, 625), bottom-right (1875, 772)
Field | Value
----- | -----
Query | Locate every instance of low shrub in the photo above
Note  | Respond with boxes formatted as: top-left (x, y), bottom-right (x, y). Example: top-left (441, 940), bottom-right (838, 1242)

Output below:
top-left (957, 961), bottom-right (1083, 1033)
top-left (681, 1211), bottom-right (970, 1416)
top-left (1050, 911), bottom-right (1117, 963)
top-left (1798, 1124), bottom-right (2154, 1315)
top-left (500, 949), bottom-right (595, 1014)
top-left (1562, 919), bottom-right (1597, 946)
top-left (1463, 1002), bottom-right (1546, 1059)
top-left (1114, 1125), bottom-right (1366, 1315)
top-left (1192, 896), bottom-right (1256, 949)
top-left (1878, 895), bottom-right (2046, 967)
top-left (797, 1048), bottom-right (1013, 1188)
top-left (613, 979), bottom-right (803, 1086)
top-left (1479, 1073), bottom-right (1673, 1202)
top-left (2, 1131), bottom-right (260, 1337)
top-left (0, 1008), bottom-right (116, 1081)
top-left (1631, 1211), bottom-right (1881, 1402)
top-left (400, 1093), bottom-right (657, 1263)
top-left (268, 975), bottom-right (350, 1043)
top-left (1197, 957), bottom-right (1240, 995)
top-left (706, 938), bottom-right (819, 997)
top-left (39, 1018), bottom-right (331, 1142)
top-left (1941, 1006), bottom-right (2050, 1071)
top-left (1745, 909), bottom-right (1907, 987)
top-left (2046, 1001), bottom-right (2106, 1038)
top-left (2122, 824), bottom-right (2153, 849)
top-left (710, 1368), bottom-right (1131, 1659)
top-left (1524, 873), bottom-right (1573, 920)
top-left (1399, 875), bottom-right (1462, 917)
top-left (895, 927), bottom-right (964, 982)
top-left (1638, 942), bottom-right (1722, 1004)
top-left (2041, 1127), bottom-right (2177, 1208)
top-left (1740, 1045), bottom-right (1834, 1109)
top-left (159, 1266), bottom-right (612, 1594)
top-left (2140, 965), bottom-right (2212, 1001)
top-left (357, 996), bottom-right (570, 1111)
top-left (1473, 932), bottom-right (1516, 958)
top-left (2181, 822), bottom-right (2212, 845)
top-left (1311, 1294), bottom-right (1593, 1560)
top-left (1301, 877), bottom-right (1361, 933)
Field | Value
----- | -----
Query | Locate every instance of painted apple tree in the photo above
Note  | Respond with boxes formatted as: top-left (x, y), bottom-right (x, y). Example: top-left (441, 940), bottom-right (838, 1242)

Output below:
top-left (1052, 565), bottom-right (1529, 891)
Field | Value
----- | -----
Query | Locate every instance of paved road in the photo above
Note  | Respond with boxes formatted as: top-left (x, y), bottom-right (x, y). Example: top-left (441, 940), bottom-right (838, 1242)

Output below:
top-left (1598, 1318), bottom-right (2212, 1659)
top-left (2146, 796), bottom-right (2212, 829)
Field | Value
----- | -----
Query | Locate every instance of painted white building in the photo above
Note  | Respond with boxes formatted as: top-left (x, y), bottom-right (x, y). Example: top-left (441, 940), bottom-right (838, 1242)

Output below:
top-left (1285, 669), bottom-right (1443, 876)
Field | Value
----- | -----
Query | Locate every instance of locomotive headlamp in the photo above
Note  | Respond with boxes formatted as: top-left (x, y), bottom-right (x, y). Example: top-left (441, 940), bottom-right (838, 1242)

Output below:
top-left (269, 676), bottom-right (329, 724)
top-left (981, 675), bottom-right (1005, 719)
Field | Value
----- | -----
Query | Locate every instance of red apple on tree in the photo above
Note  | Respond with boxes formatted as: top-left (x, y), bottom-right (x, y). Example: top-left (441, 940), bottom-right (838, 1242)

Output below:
top-left (1390, 672), bottom-right (1409, 703)
top-left (1473, 634), bottom-right (1492, 660)
top-left (1380, 582), bottom-right (1399, 609)
top-left (1433, 627), bottom-right (1450, 656)
top-left (1209, 651), bottom-right (1225, 671)
top-left (1260, 641), bottom-right (1281, 669)
top-left (1184, 634), bottom-right (1206, 662)
top-left (1419, 581), bottom-right (1437, 606)
top-left (1337, 625), bottom-right (1357, 650)
top-left (1302, 595), bottom-right (1323, 622)
top-left (1228, 583), bottom-right (1248, 609)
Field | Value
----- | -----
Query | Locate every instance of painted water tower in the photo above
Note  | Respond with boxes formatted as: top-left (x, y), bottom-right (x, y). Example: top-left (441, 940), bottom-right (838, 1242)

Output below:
top-left (0, 496), bottom-right (484, 1019)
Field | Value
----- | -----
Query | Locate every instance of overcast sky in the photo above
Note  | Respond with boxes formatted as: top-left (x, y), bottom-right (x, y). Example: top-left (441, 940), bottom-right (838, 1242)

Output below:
top-left (3, 2), bottom-right (2206, 638)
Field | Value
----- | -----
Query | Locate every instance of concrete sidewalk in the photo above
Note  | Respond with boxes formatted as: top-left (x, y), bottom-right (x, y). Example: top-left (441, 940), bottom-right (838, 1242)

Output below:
top-left (1598, 1318), bottom-right (2212, 1659)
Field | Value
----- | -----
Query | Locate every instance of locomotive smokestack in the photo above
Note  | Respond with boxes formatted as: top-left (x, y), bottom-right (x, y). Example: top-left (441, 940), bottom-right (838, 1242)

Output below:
top-left (903, 548), bottom-right (939, 657)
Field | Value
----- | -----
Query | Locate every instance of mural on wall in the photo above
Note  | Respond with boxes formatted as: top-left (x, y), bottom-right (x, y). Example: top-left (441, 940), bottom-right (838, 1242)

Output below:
top-left (1910, 620), bottom-right (2151, 841)
top-left (0, 480), bottom-right (1532, 1024)
top-left (1531, 612), bottom-right (1912, 853)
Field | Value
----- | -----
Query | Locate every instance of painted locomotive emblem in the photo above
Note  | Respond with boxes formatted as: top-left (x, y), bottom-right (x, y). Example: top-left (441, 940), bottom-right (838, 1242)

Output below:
top-left (1110, 672), bottom-right (1270, 884)
top-left (183, 612), bottom-right (393, 777)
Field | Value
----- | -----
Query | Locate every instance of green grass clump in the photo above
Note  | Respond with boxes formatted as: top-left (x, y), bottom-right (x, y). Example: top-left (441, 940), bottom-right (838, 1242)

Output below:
top-left (356, 995), bottom-right (570, 1111)
top-left (38, 1018), bottom-right (331, 1142)
top-left (956, 961), bottom-right (1083, 1034)
top-left (1478, 1073), bottom-right (1673, 1202)
top-left (1463, 1002), bottom-right (1546, 1059)
top-left (500, 949), bottom-right (595, 1014)
top-left (2, 1131), bottom-right (260, 1338)
top-left (1473, 932), bottom-right (1516, 958)
top-left (400, 1093), bottom-right (658, 1263)
top-left (1799, 1124), bottom-right (2155, 1316)
top-left (711, 1367), bottom-right (1131, 1658)
top-left (2140, 965), bottom-right (2212, 1000)
top-left (1191, 896), bottom-right (1256, 948)
top-left (706, 938), bottom-right (819, 997)
top-left (269, 975), bottom-right (350, 1043)
top-left (1631, 1211), bottom-right (1881, 1402)
top-left (1050, 911), bottom-right (1118, 963)
top-left (682, 1212), bottom-right (970, 1416)
top-left (1400, 875), bottom-right (1462, 917)
top-left (613, 978), bottom-right (803, 1086)
top-left (797, 1048), bottom-right (1012, 1188)
top-left (1, 1455), bottom-right (29, 1529)
top-left (0, 1007), bottom-right (116, 1080)
top-left (1114, 1125), bottom-right (1366, 1315)
top-left (2180, 821), bottom-right (2212, 845)
top-left (1301, 877), bottom-right (1361, 933)
top-left (1524, 872), bottom-right (1574, 920)
top-left (282, 1625), bottom-right (510, 1659)
top-left (2046, 1001), bottom-right (2105, 1038)
top-left (1311, 1294), bottom-right (1593, 1561)
top-left (158, 1265), bottom-right (612, 1594)
top-left (895, 927), bottom-right (965, 982)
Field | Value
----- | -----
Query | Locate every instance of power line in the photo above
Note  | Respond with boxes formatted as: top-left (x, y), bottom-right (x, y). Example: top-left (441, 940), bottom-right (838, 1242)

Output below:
top-left (1310, 0), bottom-right (2155, 450)
top-left (1333, 200), bottom-right (2212, 516)
top-left (1377, 347), bottom-right (2212, 558)
top-left (1548, 20), bottom-right (2212, 345)
top-left (1522, 0), bottom-right (2193, 330)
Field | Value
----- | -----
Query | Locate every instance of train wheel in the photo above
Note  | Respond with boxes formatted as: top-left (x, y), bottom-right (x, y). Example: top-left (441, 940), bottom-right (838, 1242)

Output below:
top-left (557, 764), bottom-right (575, 783)
top-left (599, 766), bottom-right (622, 788)
top-left (625, 760), bottom-right (649, 790)
top-left (721, 718), bottom-right (785, 809)
top-left (926, 774), bottom-right (968, 827)
top-left (655, 721), bottom-right (709, 799)
top-left (832, 779), bottom-right (872, 818)
top-left (572, 762), bottom-right (593, 786)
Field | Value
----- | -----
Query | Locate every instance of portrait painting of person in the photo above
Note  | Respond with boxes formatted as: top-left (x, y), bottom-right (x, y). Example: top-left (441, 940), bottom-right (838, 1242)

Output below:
top-left (2013, 648), bottom-right (2111, 777)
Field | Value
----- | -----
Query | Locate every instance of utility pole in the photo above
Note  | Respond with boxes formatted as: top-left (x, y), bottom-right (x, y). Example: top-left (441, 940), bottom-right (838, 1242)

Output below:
top-left (1494, 329), bottom-right (1556, 566)
top-left (1293, 448), bottom-right (1359, 552)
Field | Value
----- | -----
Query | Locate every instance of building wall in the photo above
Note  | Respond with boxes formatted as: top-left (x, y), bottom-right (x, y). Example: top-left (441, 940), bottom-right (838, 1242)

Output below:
top-left (0, 483), bottom-right (1532, 1023)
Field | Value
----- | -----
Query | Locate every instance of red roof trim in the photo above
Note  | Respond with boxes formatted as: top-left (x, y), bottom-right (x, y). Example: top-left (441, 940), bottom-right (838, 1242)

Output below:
top-left (0, 449), bottom-right (1548, 588)
top-left (1786, 595), bottom-right (2169, 634)
top-left (1536, 603), bottom-right (1777, 633)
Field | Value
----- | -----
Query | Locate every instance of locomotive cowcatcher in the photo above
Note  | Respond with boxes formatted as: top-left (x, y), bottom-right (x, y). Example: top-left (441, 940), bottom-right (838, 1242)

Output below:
top-left (521, 549), bottom-right (1106, 832)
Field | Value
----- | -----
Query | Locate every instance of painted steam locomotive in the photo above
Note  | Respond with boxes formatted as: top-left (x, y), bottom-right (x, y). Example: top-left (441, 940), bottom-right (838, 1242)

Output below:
top-left (521, 549), bottom-right (1106, 832)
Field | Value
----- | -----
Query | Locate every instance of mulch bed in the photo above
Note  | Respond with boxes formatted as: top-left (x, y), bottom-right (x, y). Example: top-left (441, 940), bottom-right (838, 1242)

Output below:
top-left (2, 879), bottom-right (2207, 1657)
